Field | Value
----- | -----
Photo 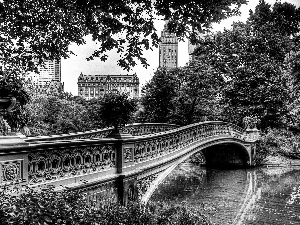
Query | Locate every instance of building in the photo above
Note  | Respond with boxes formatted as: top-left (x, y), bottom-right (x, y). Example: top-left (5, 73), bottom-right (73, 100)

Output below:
top-left (77, 73), bottom-right (140, 100)
top-left (25, 59), bottom-right (64, 95)
top-left (36, 59), bottom-right (61, 86)
top-left (159, 21), bottom-right (178, 68)
top-left (26, 59), bottom-right (62, 86)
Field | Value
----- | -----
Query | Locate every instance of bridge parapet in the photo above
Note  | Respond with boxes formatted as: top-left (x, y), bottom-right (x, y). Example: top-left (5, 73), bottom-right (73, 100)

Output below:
top-left (28, 141), bottom-right (118, 186)
top-left (119, 121), bottom-right (245, 170)
top-left (0, 139), bottom-right (120, 188)
top-left (25, 123), bottom-right (179, 143)
top-left (0, 121), bottom-right (259, 205)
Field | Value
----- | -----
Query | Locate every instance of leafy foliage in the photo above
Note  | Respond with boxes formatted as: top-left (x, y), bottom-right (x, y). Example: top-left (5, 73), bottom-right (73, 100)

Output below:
top-left (0, 0), bottom-right (249, 133)
top-left (0, 0), bottom-right (247, 132)
top-left (98, 92), bottom-right (137, 130)
top-left (141, 68), bottom-right (178, 123)
top-left (141, 63), bottom-right (223, 125)
top-left (170, 60), bottom-right (223, 125)
top-left (0, 0), bottom-right (247, 72)
top-left (25, 94), bottom-right (94, 136)
top-left (0, 186), bottom-right (211, 225)
top-left (248, 0), bottom-right (300, 36)
top-left (0, 72), bottom-right (30, 132)
top-left (17, 90), bottom-right (140, 136)
top-left (141, 0), bottom-right (300, 130)
top-left (255, 128), bottom-right (300, 165)
top-left (192, 0), bottom-right (300, 129)
top-left (283, 50), bottom-right (300, 130)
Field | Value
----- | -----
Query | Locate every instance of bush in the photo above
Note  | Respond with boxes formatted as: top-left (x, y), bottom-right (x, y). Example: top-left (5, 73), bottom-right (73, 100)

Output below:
top-left (255, 128), bottom-right (300, 165)
top-left (0, 186), bottom-right (211, 225)
top-left (25, 94), bottom-right (95, 136)
top-left (98, 93), bottom-right (137, 130)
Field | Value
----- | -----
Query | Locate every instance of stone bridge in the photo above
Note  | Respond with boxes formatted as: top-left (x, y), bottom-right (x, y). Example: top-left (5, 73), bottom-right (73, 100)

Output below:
top-left (0, 121), bottom-right (259, 205)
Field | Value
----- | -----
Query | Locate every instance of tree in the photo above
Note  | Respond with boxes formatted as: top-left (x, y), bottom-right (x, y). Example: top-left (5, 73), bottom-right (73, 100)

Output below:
top-left (0, 0), bottom-right (248, 133)
top-left (98, 92), bottom-right (137, 130)
top-left (0, 0), bottom-right (247, 74)
top-left (141, 64), bottom-right (223, 125)
top-left (25, 94), bottom-right (94, 136)
top-left (141, 68), bottom-right (178, 123)
top-left (85, 98), bottom-right (106, 129)
top-left (283, 50), bottom-right (300, 130)
top-left (248, 0), bottom-right (300, 36)
top-left (170, 60), bottom-right (223, 125)
top-left (192, 0), bottom-right (300, 129)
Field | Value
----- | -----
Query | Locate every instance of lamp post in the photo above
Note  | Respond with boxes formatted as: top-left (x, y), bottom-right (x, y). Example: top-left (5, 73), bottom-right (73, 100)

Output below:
top-left (0, 51), bottom-right (28, 136)
top-left (0, 61), bottom-right (17, 136)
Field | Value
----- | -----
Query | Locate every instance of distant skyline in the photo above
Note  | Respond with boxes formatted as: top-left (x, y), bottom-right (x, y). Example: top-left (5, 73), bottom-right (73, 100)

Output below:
top-left (61, 0), bottom-right (300, 95)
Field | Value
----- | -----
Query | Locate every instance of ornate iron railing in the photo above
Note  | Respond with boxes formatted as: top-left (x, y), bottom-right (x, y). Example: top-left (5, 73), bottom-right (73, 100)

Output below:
top-left (27, 141), bottom-right (117, 185)
top-left (125, 121), bottom-right (244, 164)
top-left (1, 121), bottom-right (254, 194)
top-left (25, 123), bottom-right (179, 143)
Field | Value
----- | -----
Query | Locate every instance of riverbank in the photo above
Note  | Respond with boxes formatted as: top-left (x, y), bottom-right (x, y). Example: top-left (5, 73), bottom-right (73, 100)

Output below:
top-left (263, 155), bottom-right (300, 166)
top-left (254, 126), bottom-right (300, 176)
top-left (261, 155), bottom-right (300, 166)
top-left (255, 128), bottom-right (300, 165)
top-left (259, 155), bottom-right (300, 176)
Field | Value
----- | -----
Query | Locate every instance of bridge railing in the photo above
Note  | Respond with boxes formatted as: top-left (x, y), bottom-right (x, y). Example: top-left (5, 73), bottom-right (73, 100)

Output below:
top-left (25, 123), bottom-right (179, 143)
top-left (0, 121), bottom-right (246, 190)
top-left (0, 138), bottom-right (121, 188)
top-left (119, 121), bottom-right (244, 169)
top-left (27, 140), bottom-right (119, 186)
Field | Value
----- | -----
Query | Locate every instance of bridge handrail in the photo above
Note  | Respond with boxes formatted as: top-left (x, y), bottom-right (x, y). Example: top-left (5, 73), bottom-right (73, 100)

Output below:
top-left (16, 138), bottom-right (120, 186)
top-left (124, 121), bottom-right (243, 141)
top-left (0, 121), bottom-right (246, 189)
top-left (25, 123), bottom-right (179, 143)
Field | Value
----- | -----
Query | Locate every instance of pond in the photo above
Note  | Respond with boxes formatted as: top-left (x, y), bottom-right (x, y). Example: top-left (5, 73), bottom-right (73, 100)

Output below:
top-left (150, 162), bottom-right (300, 225)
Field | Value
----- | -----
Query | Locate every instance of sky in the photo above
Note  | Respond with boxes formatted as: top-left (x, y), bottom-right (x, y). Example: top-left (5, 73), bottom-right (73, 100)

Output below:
top-left (61, 0), bottom-right (300, 95)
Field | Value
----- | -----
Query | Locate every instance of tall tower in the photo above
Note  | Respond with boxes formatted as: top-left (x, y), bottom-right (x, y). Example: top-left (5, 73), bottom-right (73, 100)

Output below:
top-left (159, 22), bottom-right (178, 68)
top-left (38, 59), bottom-right (61, 86)
top-left (25, 59), bottom-right (63, 93)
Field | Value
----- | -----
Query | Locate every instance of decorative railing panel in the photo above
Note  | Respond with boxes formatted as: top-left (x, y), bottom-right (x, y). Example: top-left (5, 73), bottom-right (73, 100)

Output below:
top-left (25, 123), bottom-right (179, 143)
top-left (128, 121), bottom-right (244, 164)
top-left (28, 143), bottom-right (117, 185)
top-left (122, 123), bottom-right (179, 136)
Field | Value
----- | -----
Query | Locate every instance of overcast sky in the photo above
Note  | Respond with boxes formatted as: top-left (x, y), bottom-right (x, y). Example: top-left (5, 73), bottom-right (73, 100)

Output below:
top-left (61, 0), bottom-right (300, 95)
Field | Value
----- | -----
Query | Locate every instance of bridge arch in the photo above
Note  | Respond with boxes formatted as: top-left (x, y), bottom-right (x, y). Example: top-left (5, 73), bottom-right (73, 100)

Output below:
top-left (202, 142), bottom-right (251, 167)
top-left (140, 138), bottom-right (252, 204)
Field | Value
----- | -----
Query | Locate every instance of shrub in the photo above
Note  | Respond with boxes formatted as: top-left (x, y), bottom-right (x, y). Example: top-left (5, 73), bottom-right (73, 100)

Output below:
top-left (0, 185), bottom-right (211, 225)
top-left (255, 128), bottom-right (300, 165)
top-left (98, 93), bottom-right (137, 130)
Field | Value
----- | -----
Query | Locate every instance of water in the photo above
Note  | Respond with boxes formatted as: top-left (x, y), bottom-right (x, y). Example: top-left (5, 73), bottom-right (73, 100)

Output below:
top-left (150, 163), bottom-right (300, 225)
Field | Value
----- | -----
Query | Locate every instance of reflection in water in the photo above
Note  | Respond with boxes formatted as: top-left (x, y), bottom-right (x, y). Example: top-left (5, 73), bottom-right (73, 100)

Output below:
top-left (150, 163), bottom-right (300, 225)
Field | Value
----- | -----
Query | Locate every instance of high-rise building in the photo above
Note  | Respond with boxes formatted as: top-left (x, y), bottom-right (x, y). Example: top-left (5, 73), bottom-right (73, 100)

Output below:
top-left (77, 73), bottom-right (139, 100)
top-left (26, 59), bottom-right (61, 86)
top-left (25, 59), bottom-right (63, 94)
top-left (159, 22), bottom-right (178, 68)
top-left (37, 59), bottom-right (61, 86)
